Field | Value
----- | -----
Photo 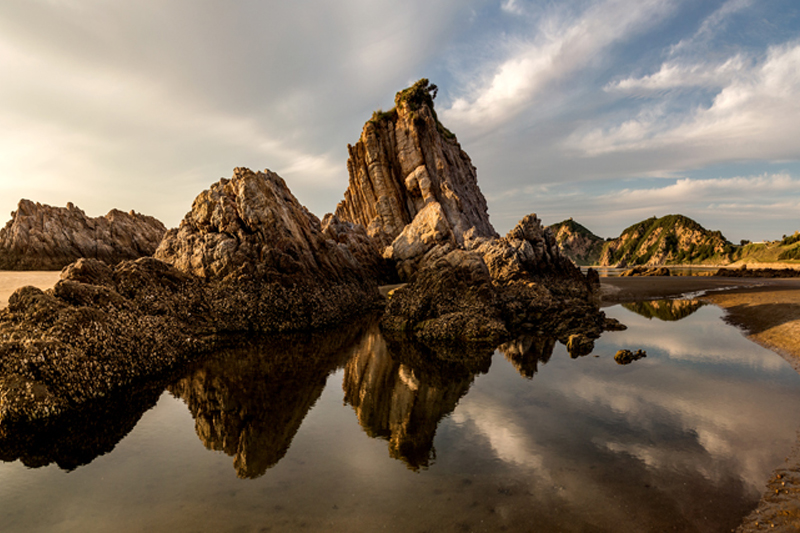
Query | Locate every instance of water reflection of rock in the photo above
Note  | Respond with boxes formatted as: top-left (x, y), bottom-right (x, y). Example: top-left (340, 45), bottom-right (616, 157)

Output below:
top-left (622, 299), bottom-right (705, 321)
top-left (343, 325), bottom-right (492, 470)
top-left (169, 323), bottom-right (367, 479)
top-left (0, 382), bottom-right (163, 470)
top-left (498, 335), bottom-right (556, 379)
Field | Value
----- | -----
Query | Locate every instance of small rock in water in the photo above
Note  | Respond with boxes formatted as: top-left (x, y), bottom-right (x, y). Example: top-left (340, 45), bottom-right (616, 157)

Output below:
top-left (614, 349), bottom-right (647, 365)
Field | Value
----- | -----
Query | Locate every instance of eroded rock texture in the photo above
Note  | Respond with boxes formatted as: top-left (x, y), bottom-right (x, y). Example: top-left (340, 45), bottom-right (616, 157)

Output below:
top-left (155, 167), bottom-right (382, 332)
top-left (0, 168), bottom-right (383, 425)
top-left (0, 199), bottom-right (166, 270)
top-left (334, 79), bottom-right (497, 266)
top-left (382, 213), bottom-right (619, 346)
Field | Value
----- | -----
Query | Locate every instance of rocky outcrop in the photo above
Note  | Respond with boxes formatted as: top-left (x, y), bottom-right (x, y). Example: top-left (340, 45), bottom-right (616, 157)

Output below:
top-left (0, 257), bottom-right (208, 424)
top-left (547, 218), bottom-right (605, 266)
top-left (0, 168), bottom-right (383, 426)
top-left (714, 266), bottom-right (800, 278)
top-left (0, 199), bottom-right (166, 270)
top-left (320, 213), bottom-right (397, 284)
top-left (334, 79), bottom-right (497, 275)
top-left (154, 167), bottom-right (382, 333)
top-left (382, 214), bottom-right (622, 346)
top-left (620, 266), bottom-right (670, 277)
top-left (614, 349), bottom-right (647, 365)
top-left (599, 214), bottom-right (732, 267)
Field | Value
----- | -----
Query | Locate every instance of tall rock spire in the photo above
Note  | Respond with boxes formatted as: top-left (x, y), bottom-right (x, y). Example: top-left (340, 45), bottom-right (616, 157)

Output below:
top-left (334, 79), bottom-right (498, 252)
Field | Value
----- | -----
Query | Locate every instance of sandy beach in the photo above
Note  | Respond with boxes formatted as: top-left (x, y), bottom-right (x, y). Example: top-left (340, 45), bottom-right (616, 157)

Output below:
top-left (0, 271), bottom-right (62, 309)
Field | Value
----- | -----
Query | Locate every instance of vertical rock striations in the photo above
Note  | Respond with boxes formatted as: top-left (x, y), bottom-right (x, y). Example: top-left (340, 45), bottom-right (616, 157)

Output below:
top-left (0, 200), bottom-right (166, 270)
top-left (334, 79), bottom-right (497, 267)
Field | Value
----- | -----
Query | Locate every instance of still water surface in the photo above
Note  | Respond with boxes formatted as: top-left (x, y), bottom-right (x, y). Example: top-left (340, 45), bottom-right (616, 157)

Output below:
top-left (2, 299), bottom-right (800, 532)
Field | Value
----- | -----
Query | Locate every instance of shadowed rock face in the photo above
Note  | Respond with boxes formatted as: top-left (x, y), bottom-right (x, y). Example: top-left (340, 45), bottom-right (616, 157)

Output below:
top-left (343, 323), bottom-right (490, 470)
top-left (0, 199), bottom-right (166, 270)
top-left (335, 79), bottom-right (497, 257)
top-left (381, 214), bottom-right (618, 346)
top-left (170, 324), bottom-right (366, 479)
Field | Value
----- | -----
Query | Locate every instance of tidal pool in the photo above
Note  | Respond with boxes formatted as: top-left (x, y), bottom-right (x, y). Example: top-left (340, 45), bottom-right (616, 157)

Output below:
top-left (2, 299), bottom-right (800, 532)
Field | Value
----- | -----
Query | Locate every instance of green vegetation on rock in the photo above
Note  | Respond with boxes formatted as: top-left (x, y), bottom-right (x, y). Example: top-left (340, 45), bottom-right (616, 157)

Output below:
top-left (547, 218), bottom-right (605, 266)
top-left (368, 78), bottom-right (456, 140)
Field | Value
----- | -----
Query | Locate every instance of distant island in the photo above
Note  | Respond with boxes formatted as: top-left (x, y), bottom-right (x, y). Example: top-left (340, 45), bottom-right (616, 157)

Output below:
top-left (548, 214), bottom-right (800, 268)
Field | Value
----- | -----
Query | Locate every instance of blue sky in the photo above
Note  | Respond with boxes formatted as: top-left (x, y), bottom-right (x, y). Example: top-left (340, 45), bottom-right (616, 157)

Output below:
top-left (0, 0), bottom-right (798, 242)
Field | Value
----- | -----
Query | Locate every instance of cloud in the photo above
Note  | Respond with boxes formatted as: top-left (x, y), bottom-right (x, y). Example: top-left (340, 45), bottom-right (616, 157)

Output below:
top-left (670, 0), bottom-right (753, 55)
top-left (607, 55), bottom-right (747, 94)
top-left (570, 42), bottom-right (800, 165)
top-left (442, 0), bottom-right (678, 130)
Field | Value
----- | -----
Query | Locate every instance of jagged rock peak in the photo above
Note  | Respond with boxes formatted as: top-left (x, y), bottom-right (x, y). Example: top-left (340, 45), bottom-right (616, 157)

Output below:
top-left (334, 79), bottom-right (498, 252)
top-left (0, 199), bottom-right (166, 270)
top-left (547, 218), bottom-right (605, 266)
top-left (155, 167), bottom-right (375, 284)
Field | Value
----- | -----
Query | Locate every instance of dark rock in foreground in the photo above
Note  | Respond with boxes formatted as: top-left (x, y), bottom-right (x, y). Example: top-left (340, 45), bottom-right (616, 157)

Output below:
top-left (0, 199), bottom-right (166, 270)
top-left (0, 168), bottom-right (383, 425)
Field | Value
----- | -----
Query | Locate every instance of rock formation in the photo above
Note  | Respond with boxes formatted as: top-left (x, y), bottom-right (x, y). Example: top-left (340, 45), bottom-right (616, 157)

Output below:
top-left (154, 167), bottom-right (383, 333)
top-left (620, 266), bottom-right (671, 277)
top-left (0, 199), bottom-right (166, 270)
top-left (334, 79), bottom-right (497, 278)
top-left (547, 218), bottom-right (605, 266)
top-left (0, 168), bottom-right (383, 426)
top-left (381, 213), bottom-right (621, 346)
top-left (599, 214), bottom-right (732, 267)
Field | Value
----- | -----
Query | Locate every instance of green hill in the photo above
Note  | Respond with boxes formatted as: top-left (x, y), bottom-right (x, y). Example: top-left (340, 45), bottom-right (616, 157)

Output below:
top-left (547, 218), bottom-right (605, 266)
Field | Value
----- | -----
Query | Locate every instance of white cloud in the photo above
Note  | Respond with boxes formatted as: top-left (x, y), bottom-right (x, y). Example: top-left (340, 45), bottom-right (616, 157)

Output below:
top-left (442, 0), bottom-right (677, 129)
top-left (571, 42), bottom-right (800, 163)
top-left (608, 55), bottom-right (747, 94)
top-left (501, 0), bottom-right (525, 16)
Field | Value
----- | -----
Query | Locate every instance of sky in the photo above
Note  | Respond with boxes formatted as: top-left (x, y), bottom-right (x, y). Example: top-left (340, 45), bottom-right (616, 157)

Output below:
top-left (1, 0), bottom-right (799, 242)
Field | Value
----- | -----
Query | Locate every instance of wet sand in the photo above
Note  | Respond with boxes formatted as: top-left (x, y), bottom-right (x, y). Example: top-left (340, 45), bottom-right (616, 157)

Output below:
top-left (0, 271), bottom-right (62, 309)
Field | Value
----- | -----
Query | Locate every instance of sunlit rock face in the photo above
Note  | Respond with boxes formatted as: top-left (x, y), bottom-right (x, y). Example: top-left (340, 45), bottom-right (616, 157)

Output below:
top-left (170, 325), bottom-right (364, 479)
top-left (342, 324), bottom-right (490, 470)
top-left (154, 167), bottom-right (383, 333)
top-left (335, 79), bottom-right (497, 257)
top-left (0, 199), bottom-right (166, 270)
